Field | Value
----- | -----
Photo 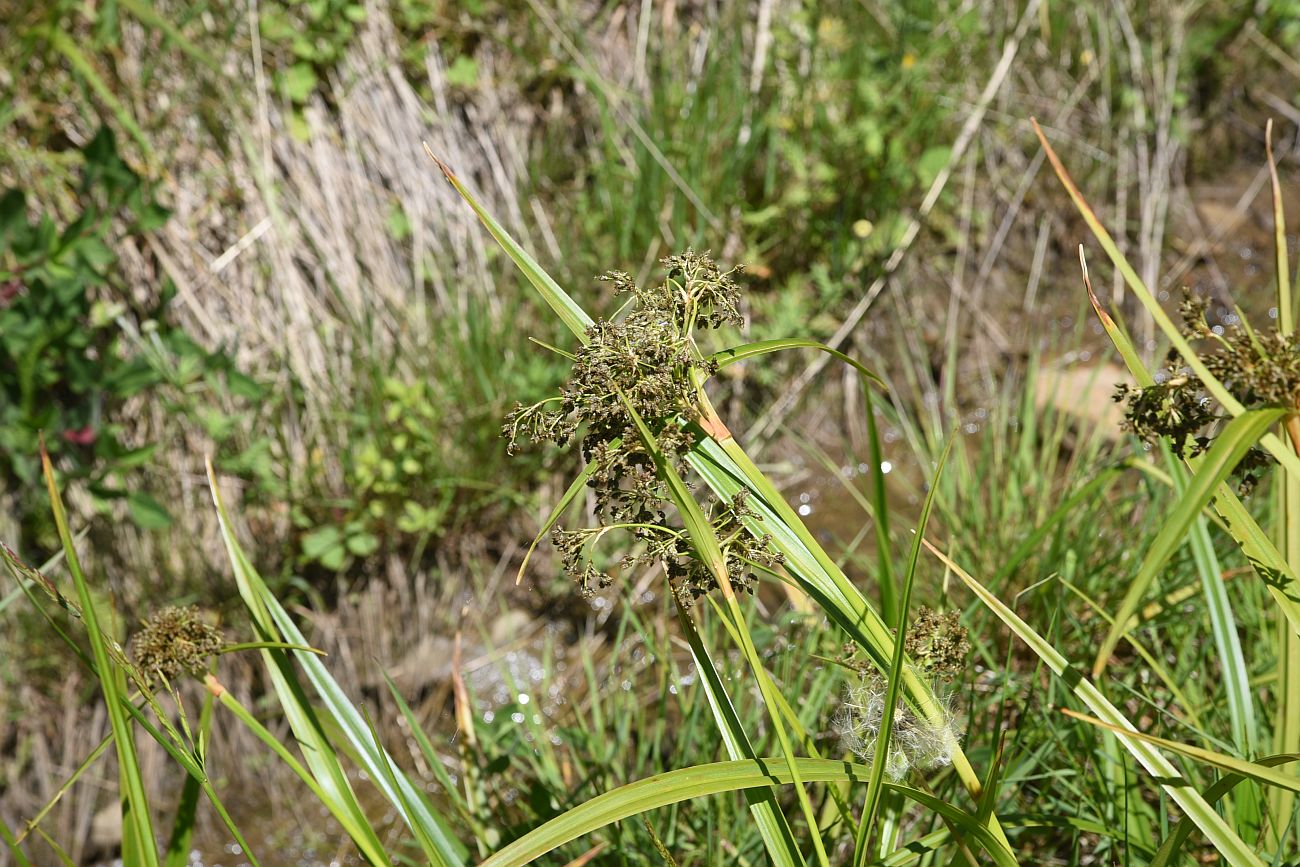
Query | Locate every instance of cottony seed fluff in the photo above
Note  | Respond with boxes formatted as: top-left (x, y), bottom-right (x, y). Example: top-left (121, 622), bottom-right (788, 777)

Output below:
top-left (835, 607), bottom-right (969, 779)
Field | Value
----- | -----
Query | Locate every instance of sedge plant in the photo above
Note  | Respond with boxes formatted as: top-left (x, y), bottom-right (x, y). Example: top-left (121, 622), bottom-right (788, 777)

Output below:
top-left (2, 165), bottom-right (1012, 864)
top-left (929, 120), bottom-right (1300, 865)
top-left (430, 147), bottom-right (1018, 864)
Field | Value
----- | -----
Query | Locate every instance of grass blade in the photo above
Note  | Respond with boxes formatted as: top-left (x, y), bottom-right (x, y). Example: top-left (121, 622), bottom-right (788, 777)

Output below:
top-left (927, 540), bottom-right (1266, 866)
top-left (691, 435), bottom-right (1006, 842)
top-left (618, 387), bottom-right (823, 865)
top-left (478, 759), bottom-right (1016, 867)
top-left (117, 0), bottom-right (221, 72)
top-left (40, 445), bottom-right (159, 866)
top-left (207, 460), bottom-right (465, 865)
top-left (1092, 408), bottom-right (1287, 677)
top-left (163, 683), bottom-right (215, 867)
top-left (38, 27), bottom-right (152, 156)
top-left (0, 813), bottom-right (31, 866)
top-left (709, 339), bottom-right (884, 388)
top-left (426, 147), bottom-right (593, 343)
top-left (1060, 710), bottom-right (1300, 793)
top-left (15, 733), bottom-right (112, 846)
top-left (1150, 754), bottom-right (1300, 867)
top-left (863, 385), bottom-right (899, 623)
top-left (379, 672), bottom-right (481, 833)
top-left (1268, 115), bottom-right (1300, 851)
top-left (203, 676), bottom-right (388, 859)
top-left (675, 604), bottom-right (805, 867)
top-left (856, 435), bottom-right (957, 863)
top-left (1266, 119), bottom-right (1292, 335)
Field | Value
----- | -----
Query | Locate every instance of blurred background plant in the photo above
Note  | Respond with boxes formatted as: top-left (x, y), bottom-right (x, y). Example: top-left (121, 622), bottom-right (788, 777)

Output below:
top-left (0, 128), bottom-right (253, 548)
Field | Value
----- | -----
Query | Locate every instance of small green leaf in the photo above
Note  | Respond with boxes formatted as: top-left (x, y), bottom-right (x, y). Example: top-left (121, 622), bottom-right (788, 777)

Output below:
top-left (127, 490), bottom-right (173, 530)
top-left (446, 55), bottom-right (479, 87)
top-left (227, 370), bottom-right (263, 401)
top-left (916, 146), bottom-right (951, 186)
top-left (281, 63), bottom-right (317, 104)
top-left (345, 531), bottom-right (379, 557)
top-left (301, 525), bottom-right (342, 561)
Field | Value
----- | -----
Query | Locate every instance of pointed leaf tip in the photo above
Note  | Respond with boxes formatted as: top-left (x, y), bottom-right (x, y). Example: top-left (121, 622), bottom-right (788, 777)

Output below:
top-left (421, 142), bottom-right (454, 182)
top-left (1078, 246), bottom-right (1110, 322)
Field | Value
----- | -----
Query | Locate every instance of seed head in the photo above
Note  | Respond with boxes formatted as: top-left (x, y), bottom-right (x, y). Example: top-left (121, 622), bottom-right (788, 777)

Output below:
top-left (1115, 291), bottom-right (1296, 492)
top-left (905, 607), bottom-right (970, 682)
top-left (506, 252), bottom-right (775, 600)
top-left (130, 606), bottom-right (224, 685)
top-left (834, 672), bottom-right (962, 780)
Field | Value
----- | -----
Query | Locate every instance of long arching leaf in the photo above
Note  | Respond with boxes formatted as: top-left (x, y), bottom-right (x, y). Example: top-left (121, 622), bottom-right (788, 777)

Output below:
top-left (479, 759), bottom-right (1016, 867)
top-left (710, 339), bottom-right (883, 388)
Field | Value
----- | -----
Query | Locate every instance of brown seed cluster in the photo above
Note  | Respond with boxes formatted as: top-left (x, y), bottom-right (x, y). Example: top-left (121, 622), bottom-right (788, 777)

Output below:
top-left (904, 607), bottom-right (971, 682)
top-left (1115, 292), bottom-right (1291, 492)
top-left (505, 252), bottom-right (783, 602)
top-left (130, 605), bottom-right (224, 685)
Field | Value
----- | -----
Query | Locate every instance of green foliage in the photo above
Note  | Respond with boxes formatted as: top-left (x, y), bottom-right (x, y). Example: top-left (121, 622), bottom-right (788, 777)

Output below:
top-left (259, 0), bottom-right (367, 133)
top-left (296, 337), bottom-right (553, 570)
top-left (529, 2), bottom-right (972, 352)
top-left (0, 129), bottom-right (239, 540)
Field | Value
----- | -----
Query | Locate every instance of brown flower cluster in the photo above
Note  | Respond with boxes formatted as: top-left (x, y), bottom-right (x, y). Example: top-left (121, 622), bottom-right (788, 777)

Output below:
top-left (130, 605), bottom-right (224, 685)
top-left (505, 252), bottom-right (782, 602)
top-left (1115, 292), bottom-right (1292, 491)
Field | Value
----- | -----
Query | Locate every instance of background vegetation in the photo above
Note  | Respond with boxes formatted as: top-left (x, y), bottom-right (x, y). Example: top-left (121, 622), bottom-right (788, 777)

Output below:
top-left (3, 0), bottom-right (1300, 863)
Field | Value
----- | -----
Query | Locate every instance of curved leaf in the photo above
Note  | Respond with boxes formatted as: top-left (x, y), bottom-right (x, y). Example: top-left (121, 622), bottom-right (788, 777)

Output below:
top-left (479, 759), bottom-right (1017, 867)
top-left (41, 446), bottom-right (159, 867)
top-left (674, 605), bottom-right (804, 867)
top-left (515, 461), bottom-right (598, 585)
top-left (857, 435), bottom-right (955, 863)
top-left (710, 339), bottom-right (883, 388)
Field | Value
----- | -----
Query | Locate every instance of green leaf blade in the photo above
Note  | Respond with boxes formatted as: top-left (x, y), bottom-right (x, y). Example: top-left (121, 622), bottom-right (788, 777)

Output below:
top-left (1093, 408), bottom-right (1287, 678)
